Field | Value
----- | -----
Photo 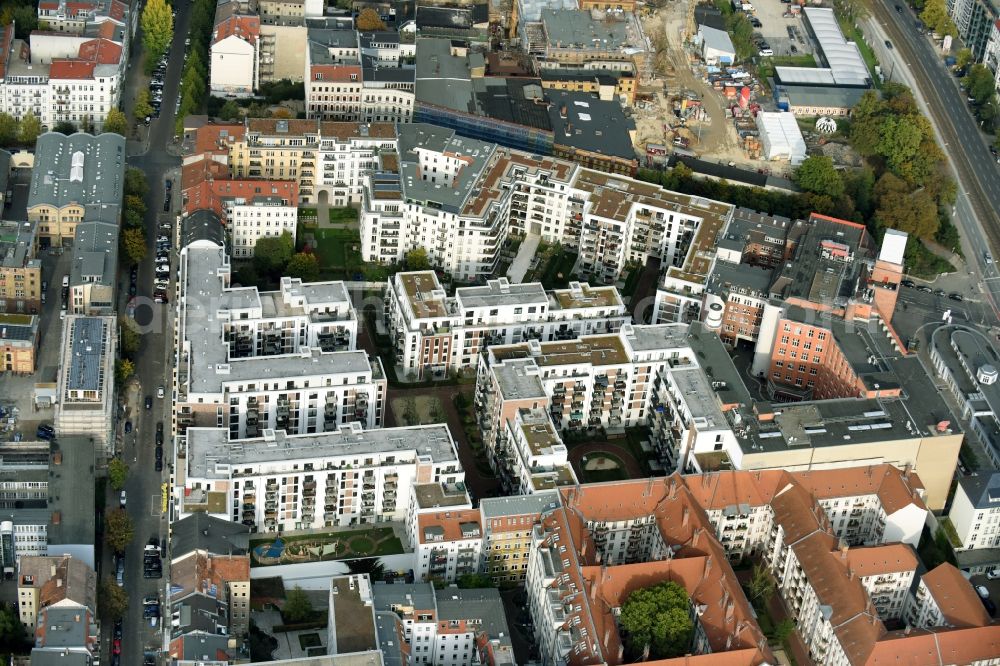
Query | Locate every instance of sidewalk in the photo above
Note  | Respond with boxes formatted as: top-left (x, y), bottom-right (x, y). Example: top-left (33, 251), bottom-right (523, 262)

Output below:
top-left (507, 233), bottom-right (540, 283)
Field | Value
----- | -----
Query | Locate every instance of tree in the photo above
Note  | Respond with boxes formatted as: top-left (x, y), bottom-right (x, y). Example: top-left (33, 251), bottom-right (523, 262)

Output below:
top-left (272, 107), bottom-right (293, 119)
top-left (877, 114), bottom-right (925, 177)
top-left (120, 321), bottom-right (141, 356)
top-left (122, 228), bottom-right (148, 264)
top-left (618, 581), bottom-right (694, 660)
top-left (794, 156), bottom-right (845, 199)
top-left (457, 573), bottom-right (494, 588)
top-left (405, 248), bottom-right (430, 270)
top-left (747, 563), bottom-right (774, 604)
top-left (0, 3), bottom-right (38, 40)
top-left (17, 111), bottom-right (40, 145)
top-left (834, 0), bottom-right (868, 22)
top-left (920, 0), bottom-right (957, 36)
top-left (99, 577), bottom-right (129, 621)
top-left (0, 604), bottom-right (27, 653)
top-left (283, 586), bottom-right (314, 623)
top-left (134, 90), bottom-right (154, 121)
top-left (964, 64), bottom-right (996, 106)
top-left (124, 209), bottom-right (144, 230)
top-left (345, 557), bottom-right (386, 580)
top-left (956, 47), bottom-right (974, 70)
top-left (125, 168), bottom-right (149, 197)
top-left (108, 458), bottom-right (129, 491)
top-left (53, 120), bottom-right (76, 134)
top-left (286, 252), bottom-right (320, 282)
top-left (141, 0), bottom-right (174, 71)
top-left (125, 194), bottom-right (147, 217)
top-left (356, 8), bottom-right (386, 31)
top-left (115, 358), bottom-right (135, 385)
top-left (0, 113), bottom-right (17, 146)
top-left (725, 12), bottom-right (756, 62)
top-left (104, 508), bottom-right (134, 553)
top-left (253, 231), bottom-right (295, 279)
top-left (218, 99), bottom-right (242, 121)
top-left (403, 397), bottom-right (418, 425)
top-left (103, 108), bottom-right (128, 136)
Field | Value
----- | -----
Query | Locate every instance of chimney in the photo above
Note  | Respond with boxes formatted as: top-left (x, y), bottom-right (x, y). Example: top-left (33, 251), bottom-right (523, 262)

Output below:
top-left (840, 544), bottom-right (848, 560)
top-left (682, 507), bottom-right (689, 527)
top-left (559, 104), bottom-right (568, 119)
top-left (669, 477), bottom-right (677, 500)
top-left (692, 527), bottom-right (701, 548)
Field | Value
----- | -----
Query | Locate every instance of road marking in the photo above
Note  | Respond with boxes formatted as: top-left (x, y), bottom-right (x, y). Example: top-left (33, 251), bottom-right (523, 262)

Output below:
top-left (150, 495), bottom-right (162, 516)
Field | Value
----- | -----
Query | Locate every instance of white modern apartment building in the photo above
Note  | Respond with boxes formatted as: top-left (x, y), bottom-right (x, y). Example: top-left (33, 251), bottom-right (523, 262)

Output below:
top-left (227, 118), bottom-right (397, 205)
top-left (948, 472), bottom-right (1000, 550)
top-left (178, 423), bottom-right (465, 532)
top-left (410, 507), bottom-right (483, 582)
top-left (305, 29), bottom-right (415, 122)
top-left (384, 271), bottom-right (629, 380)
top-left (497, 408), bottom-right (577, 495)
top-left (0, 0), bottom-right (129, 132)
top-left (477, 324), bottom-right (697, 461)
top-left (360, 124), bottom-right (734, 283)
top-left (174, 241), bottom-right (379, 440)
top-left (227, 197), bottom-right (297, 258)
top-left (54, 315), bottom-right (115, 456)
top-left (210, 15), bottom-right (260, 97)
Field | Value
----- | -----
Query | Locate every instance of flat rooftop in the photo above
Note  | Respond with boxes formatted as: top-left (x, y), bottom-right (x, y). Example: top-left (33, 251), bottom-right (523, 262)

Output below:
top-left (67, 317), bottom-right (110, 392)
top-left (456, 279), bottom-right (548, 310)
top-left (412, 482), bottom-right (471, 510)
top-left (398, 271), bottom-right (447, 319)
top-left (186, 425), bottom-right (459, 480)
top-left (330, 576), bottom-right (378, 653)
top-left (624, 323), bottom-right (692, 353)
top-left (180, 243), bottom-right (372, 396)
top-left (0, 220), bottom-right (37, 269)
top-left (47, 436), bottom-right (96, 548)
top-left (534, 334), bottom-right (630, 367)
top-left (480, 491), bottom-right (560, 519)
top-left (491, 357), bottom-right (547, 401)
top-left (550, 283), bottom-right (622, 310)
top-left (518, 408), bottom-right (564, 456)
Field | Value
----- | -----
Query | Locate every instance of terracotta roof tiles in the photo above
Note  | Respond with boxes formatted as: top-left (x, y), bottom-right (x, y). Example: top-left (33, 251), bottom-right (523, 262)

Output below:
top-left (920, 563), bottom-right (991, 629)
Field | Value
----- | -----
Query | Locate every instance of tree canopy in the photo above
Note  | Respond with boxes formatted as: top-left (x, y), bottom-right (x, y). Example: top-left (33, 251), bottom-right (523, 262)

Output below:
top-left (286, 252), bottom-right (320, 282)
top-left (104, 508), bottom-right (134, 553)
top-left (108, 458), bottom-right (128, 491)
top-left (356, 8), bottom-right (386, 31)
top-left (253, 232), bottom-right (295, 280)
top-left (103, 109), bottom-right (128, 136)
top-left (794, 156), bottom-right (845, 199)
top-left (99, 577), bottom-right (128, 620)
top-left (405, 248), bottom-right (430, 270)
top-left (618, 581), bottom-right (694, 660)
top-left (283, 587), bottom-right (314, 623)
top-left (141, 0), bottom-right (174, 71)
top-left (17, 111), bottom-right (40, 145)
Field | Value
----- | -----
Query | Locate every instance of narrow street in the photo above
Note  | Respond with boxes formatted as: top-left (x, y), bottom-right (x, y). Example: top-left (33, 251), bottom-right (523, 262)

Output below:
top-left (105, 0), bottom-right (188, 662)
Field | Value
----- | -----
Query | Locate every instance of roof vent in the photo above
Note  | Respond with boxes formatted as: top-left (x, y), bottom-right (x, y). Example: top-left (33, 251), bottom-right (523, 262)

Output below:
top-left (978, 365), bottom-right (997, 385)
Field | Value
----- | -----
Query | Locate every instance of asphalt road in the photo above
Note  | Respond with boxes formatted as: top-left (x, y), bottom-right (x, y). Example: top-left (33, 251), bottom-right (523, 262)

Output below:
top-left (869, 1), bottom-right (1000, 319)
top-left (108, 1), bottom-right (187, 662)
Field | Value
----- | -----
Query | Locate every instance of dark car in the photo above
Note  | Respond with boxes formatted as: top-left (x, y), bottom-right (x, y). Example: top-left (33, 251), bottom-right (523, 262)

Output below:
top-left (949, 292), bottom-right (964, 302)
top-left (984, 597), bottom-right (997, 616)
top-left (163, 198), bottom-right (170, 212)
top-left (901, 279), bottom-right (916, 288)
top-left (165, 179), bottom-right (172, 191)
top-left (36, 424), bottom-right (55, 440)
top-left (885, 40), bottom-right (893, 49)
top-left (145, 395), bottom-right (153, 410)
top-left (155, 457), bottom-right (163, 472)
top-left (124, 421), bottom-right (133, 434)
top-left (157, 421), bottom-right (164, 434)
top-left (160, 537), bottom-right (167, 558)
top-left (155, 446), bottom-right (163, 461)
top-left (156, 430), bottom-right (163, 446)
top-left (143, 604), bottom-right (159, 618)
top-left (895, 4), bottom-right (902, 12)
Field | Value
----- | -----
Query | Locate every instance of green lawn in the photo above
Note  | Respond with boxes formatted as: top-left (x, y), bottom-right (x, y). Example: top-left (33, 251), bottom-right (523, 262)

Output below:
top-left (540, 250), bottom-right (579, 289)
top-left (329, 207), bottom-right (358, 225)
top-left (310, 228), bottom-right (363, 276)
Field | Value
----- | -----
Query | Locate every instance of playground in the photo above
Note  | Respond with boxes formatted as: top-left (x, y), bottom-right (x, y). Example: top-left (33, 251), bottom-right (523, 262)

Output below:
top-left (251, 527), bottom-right (403, 567)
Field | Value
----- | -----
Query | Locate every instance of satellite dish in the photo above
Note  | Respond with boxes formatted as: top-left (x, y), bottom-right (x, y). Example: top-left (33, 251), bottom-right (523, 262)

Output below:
top-left (816, 117), bottom-right (837, 134)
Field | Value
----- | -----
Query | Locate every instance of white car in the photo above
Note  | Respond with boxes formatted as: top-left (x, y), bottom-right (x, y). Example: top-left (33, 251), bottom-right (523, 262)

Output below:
top-left (157, 385), bottom-right (165, 399)
top-left (976, 584), bottom-right (990, 598)
top-left (987, 571), bottom-right (1000, 580)
top-left (120, 490), bottom-right (127, 507)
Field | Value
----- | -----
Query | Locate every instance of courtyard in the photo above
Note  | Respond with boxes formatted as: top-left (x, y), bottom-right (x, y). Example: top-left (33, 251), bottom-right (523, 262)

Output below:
top-left (250, 526), bottom-right (404, 567)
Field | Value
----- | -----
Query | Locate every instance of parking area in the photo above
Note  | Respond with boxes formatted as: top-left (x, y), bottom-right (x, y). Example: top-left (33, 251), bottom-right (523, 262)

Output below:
top-left (0, 248), bottom-right (73, 438)
top-left (749, 0), bottom-right (816, 59)
top-left (971, 572), bottom-right (1000, 619)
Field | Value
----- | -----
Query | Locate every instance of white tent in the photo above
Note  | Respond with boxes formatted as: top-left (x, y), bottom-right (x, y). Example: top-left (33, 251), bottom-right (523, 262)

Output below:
top-left (755, 112), bottom-right (807, 164)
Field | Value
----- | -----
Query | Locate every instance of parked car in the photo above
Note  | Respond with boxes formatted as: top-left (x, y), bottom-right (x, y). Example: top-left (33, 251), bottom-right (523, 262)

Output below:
top-left (124, 420), bottom-right (133, 433)
top-left (901, 279), bottom-right (916, 288)
top-left (155, 457), bottom-right (163, 472)
top-left (987, 571), bottom-right (1000, 580)
top-left (157, 385), bottom-right (165, 399)
top-left (884, 40), bottom-right (893, 49)
top-left (36, 424), bottom-right (54, 440)
top-left (120, 490), bottom-right (127, 506)
top-left (977, 584), bottom-right (990, 599)
top-left (145, 395), bottom-right (153, 410)
top-left (948, 292), bottom-right (964, 302)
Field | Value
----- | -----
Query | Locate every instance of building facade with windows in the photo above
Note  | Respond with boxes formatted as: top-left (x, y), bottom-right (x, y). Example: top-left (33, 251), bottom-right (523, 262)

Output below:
top-left (178, 423), bottom-right (465, 532)
top-left (0, 220), bottom-right (42, 314)
top-left (384, 271), bottom-right (628, 380)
